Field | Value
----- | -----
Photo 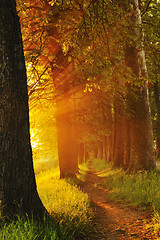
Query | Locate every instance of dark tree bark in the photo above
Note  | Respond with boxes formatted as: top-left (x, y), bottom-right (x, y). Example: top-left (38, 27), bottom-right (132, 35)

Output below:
top-left (124, 0), bottom-right (156, 171)
top-left (153, 82), bottom-right (160, 158)
top-left (0, 0), bottom-right (46, 218)
top-left (112, 101), bottom-right (125, 168)
top-left (113, 118), bottom-right (124, 168)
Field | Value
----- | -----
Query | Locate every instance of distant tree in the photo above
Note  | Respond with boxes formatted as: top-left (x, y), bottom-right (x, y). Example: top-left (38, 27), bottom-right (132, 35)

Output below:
top-left (0, 0), bottom-right (46, 218)
top-left (56, 93), bottom-right (78, 178)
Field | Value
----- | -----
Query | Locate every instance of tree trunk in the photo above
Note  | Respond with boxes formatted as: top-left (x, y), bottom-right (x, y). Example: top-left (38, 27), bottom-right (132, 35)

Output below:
top-left (105, 105), bottom-right (113, 163)
top-left (112, 100), bottom-right (125, 168)
top-left (98, 141), bottom-right (103, 160)
top-left (153, 82), bottom-right (160, 158)
top-left (124, 0), bottom-right (155, 171)
top-left (111, 107), bottom-right (116, 165)
top-left (92, 144), bottom-right (98, 159)
top-left (103, 136), bottom-right (107, 161)
top-left (0, 0), bottom-right (46, 218)
top-left (105, 135), bottom-right (112, 163)
top-left (84, 142), bottom-right (89, 162)
top-left (78, 142), bottom-right (85, 164)
top-left (56, 96), bottom-right (78, 178)
top-left (123, 117), bottom-right (131, 170)
top-left (113, 118), bottom-right (124, 168)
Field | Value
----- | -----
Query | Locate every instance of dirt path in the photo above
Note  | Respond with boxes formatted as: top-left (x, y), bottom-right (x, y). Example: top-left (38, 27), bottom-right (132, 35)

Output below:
top-left (80, 168), bottom-right (157, 240)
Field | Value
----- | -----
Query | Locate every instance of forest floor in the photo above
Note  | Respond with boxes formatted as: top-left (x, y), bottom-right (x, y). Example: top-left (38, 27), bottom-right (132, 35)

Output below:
top-left (79, 166), bottom-right (157, 240)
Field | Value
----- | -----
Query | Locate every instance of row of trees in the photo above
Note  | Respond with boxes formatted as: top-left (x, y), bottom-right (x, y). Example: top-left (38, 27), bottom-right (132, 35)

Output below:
top-left (18, 0), bottom-right (159, 175)
top-left (0, 0), bottom-right (159, 218)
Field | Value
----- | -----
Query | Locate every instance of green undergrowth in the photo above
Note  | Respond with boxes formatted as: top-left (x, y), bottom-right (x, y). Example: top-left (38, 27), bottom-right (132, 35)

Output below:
top-left (91, 158), bottom-right (110, 171)
top-left (0, 167), bottom-right (93, 239)
top-left (105, 169), bottom-right (160, 210)
top-left (77, 161), bottom-right (90, 182)
top-left (0, 215), bottom-right (71, 240)
top-left (92, 158), bottom-right (160, 236)
top-left (36, 167), bottom-right (93, 238)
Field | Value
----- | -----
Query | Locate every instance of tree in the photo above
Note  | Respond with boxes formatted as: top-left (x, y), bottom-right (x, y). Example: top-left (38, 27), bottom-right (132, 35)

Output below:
top-left (17, 0), bottom-right (82, 178)
top-left (56, 95), bottom-right (78, 178)
top-left (143, 0), bottom-right (160, 158)
top-left (18, 0), bottom-right (157, 172)
top-left (122, 0), bottom-right (156, 170)
top-left (0, 0), bottom-right (46, 218)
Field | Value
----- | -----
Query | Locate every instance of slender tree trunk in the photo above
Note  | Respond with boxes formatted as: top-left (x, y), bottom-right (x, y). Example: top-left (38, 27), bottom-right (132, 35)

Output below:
top-left (105, 105), bottom-right (113, 163)
top-left (103, 137), bottom-right (107, 161)
top-left (113, 118), bottom-right (124, 168)
top-left (111, 106), bottom-right (116, 165)
top-left (105, 135), bottom-right (112, 162)
top-left (124, 0), bottom-right (155, 170)
top-left (84, 142), bottom-right (89, 162)
top-left (98, 141), bottom-right (103, 160)
top-left (112, 100), bottom-right (125, 168)
top-left (0, 0), bottom-right (46, 218)
top-left (93, 145), bottom-right (98, 158)
top-left (153, 82), bottom-right (160, 158)
top-left (78, 142), bottom-right (85, 164)
top-left (123, 117), bottom-right (131, 170)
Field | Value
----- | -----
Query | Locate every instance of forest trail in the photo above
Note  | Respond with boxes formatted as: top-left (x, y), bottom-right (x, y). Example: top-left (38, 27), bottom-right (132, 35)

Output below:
top-left (80, 166), bottom-right (157, 240)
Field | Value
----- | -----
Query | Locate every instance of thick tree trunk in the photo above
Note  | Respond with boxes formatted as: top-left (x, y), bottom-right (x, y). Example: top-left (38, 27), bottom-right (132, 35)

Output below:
top-left (56, 97), bottom-right (78, 178)
top-left (124, 0), bottom-right (155, 171)
top-left (0, 0), bottom-right (46, 218)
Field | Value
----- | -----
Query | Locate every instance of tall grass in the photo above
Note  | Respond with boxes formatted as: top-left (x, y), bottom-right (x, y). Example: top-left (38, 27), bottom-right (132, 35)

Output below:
top-left (36, 168), bottom-right (93, 237)
top-left (0, 215), bottom-right (71, 240)
top-left (0, 167), bottom-right (93, 239)
top-left (92, 158), bottom-right (160, 236)
top-left (104, 168), bottom-right (160, 210)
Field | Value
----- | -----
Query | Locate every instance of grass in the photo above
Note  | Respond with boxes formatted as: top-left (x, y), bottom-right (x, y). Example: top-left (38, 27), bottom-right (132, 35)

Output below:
top-left (91, 158), bottom-right (110, 171)
top-left (98, 165), bottom-right (160, 211)
top-left (36, 168), bottom-right (93, 237)
top-left (92, 158), bottom-right (160, 236)
top-left (0, 215), bottom-right (70, 240)
top-left (0, 167), bottom-right (93, 240)
top-left (2, 158), bottom-right (160, 238)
